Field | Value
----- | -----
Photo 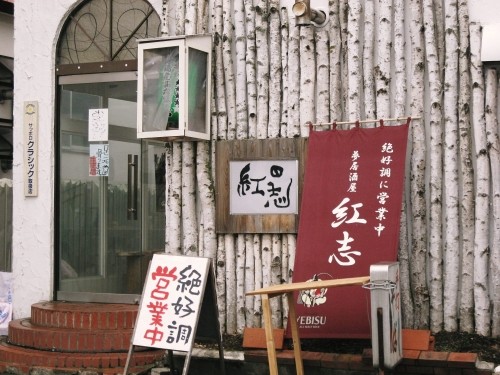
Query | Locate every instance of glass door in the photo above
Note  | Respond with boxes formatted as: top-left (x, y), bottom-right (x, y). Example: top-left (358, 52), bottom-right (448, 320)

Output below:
top-left (57, 72), bottom-right (165, 303)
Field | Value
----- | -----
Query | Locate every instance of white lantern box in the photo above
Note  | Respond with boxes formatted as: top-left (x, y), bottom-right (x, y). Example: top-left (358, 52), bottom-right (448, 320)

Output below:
top-left (137, 34), bottom-right (212, 141)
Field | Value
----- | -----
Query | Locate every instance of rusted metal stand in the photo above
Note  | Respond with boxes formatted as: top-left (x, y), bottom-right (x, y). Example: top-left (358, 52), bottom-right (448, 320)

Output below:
top-left (246, 276), bottom-right (370, 375)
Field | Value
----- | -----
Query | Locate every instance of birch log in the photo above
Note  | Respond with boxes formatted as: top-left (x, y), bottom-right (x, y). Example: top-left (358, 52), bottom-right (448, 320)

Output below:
top-left (255, 0), bottom-right (269, 139)
top-left (181, 143), bottom-right (197, 256)
top-left (261, 234), bottom-right (273, 319)
top-left (234, 0), bottom-right (248, 139)
top-left (245, 0), bottom-right (257, 139)
top-left (280, 235), bottom-right (289, 328)
top-left (316, 28), bottom-right (330, 125)
top-left (193, 29), bottom-right (216, 263)
top-left (281, 8), bottom-right (293, 327)
top-left (269, 0), bottom-right (283, 325)
top-left (181, 0), bottom-right (198, 258)
top-left (164, 143), bottom-right (172, 252)
top-left (470, 22), bottom-right (491, 336)
top-left (225, 234), bottom-right (237, 333)
top-left (271, 234), bottom-right (283, 327)
top-left (167, 144), bottom-right (182, 255)
top-left (393, 0), bottom-right (413, 328)
top-left (237, 235), bottom-right (247, 332)
top-left (329, 0), bottom-right (343, 123)
top-left (393, 0), bottom-right (406, 118)
top-left (222, 0), bottom-right (236, 141)
top-left (223, 0), bottom-right (238, 334)
top-left (339, 0), bottom-right (349, 121)
top-left (423, 0), bottom-right (443, 333)
top-left (376, 0), bottom-right (392, 118)
top-left (283, 234), bottom-right (296, 328)
top-left (217, 238), bottom-right (227, 332)
top-left (299, 26), bottom-right (315, 136)
top-left (196, 142), bottom-right (216, 259)
top-left (347, 0), bottom-right (361, 120)
top-left (281, 7), bottom-right (290, 137)
top-left (213, 0), bottom-right (228, 333)
top-left (443, 0), bottom-right (460, 332)
top-left (363, 0), bottom-right (375, 120)
top-left (485, 68), bottom-right (500, 336)
top-left (161, 0), bottom-right (170, 35)
top-left (185, 0), bottom-right (197, 34)
top-left (269, 0), bottom-right (282, 138)
top-left (232, 7), bottom-right (247, 320)
top-left (245, 234), bottom-right (255, 326)
top-left (409, 0), bottom-right (429, 329)
top-left (175, 0), bottom-right (185, 35)
top-left (433, 0), bottom-right (445, 77)
top-left (287, 24), bottom-right (301, 136)
top-left (253, 235), bottom-right (263, 327)
top-left (457, 0), bottom-right (474, 333)
top-left (214, 0), bottom-right (228, 141)
top-left (197, 1), bottom-right (209, 34)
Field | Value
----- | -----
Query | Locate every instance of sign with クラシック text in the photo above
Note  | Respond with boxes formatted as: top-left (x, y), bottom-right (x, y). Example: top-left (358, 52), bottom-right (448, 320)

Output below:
top-left (23, 101), bottom-right (38, 197)
top-left (230, 160), bottom-right (298, 214)
top-left (290, 123), bottom-right (409, 339)
top-left (132, 255), bottom-right (211, 352)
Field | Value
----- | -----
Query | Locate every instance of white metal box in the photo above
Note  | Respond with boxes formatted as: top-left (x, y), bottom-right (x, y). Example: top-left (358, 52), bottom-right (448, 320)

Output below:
top-left (368, 261), bottom-right (402, 369)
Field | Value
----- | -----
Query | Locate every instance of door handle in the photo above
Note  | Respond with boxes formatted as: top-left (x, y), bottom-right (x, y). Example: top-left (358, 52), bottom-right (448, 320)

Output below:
top-left (127, 154), bottom-right (138, 220)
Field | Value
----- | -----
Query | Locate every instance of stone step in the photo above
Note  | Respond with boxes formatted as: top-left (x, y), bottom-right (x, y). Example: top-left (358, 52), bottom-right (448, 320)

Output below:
top-left (30, 302), bottom-right (138, 330)
top-left (8, 318), bottom-right (133, 352)
top-left (0, 338), bottom-right (165, 374)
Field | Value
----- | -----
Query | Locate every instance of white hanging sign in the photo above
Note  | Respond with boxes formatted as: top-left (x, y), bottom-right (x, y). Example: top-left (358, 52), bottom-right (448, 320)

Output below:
top-left (88, 108), bottom-right (109, 141)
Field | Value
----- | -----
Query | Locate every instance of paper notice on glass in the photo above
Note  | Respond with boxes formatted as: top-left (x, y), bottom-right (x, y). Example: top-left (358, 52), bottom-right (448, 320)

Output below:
top-left (89, 144), bottom-right (110, 177)
top-left (89, 108), bottom-right (109, 141)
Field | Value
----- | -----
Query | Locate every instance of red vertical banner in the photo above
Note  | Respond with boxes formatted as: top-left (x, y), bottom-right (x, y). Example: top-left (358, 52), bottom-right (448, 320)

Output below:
top-left (290, 123), bottom-right (409, 338)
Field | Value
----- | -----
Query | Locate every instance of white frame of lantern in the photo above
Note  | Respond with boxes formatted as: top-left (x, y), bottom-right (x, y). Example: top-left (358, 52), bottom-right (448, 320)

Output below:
top-left (137, 34), bottom-right (212, 141)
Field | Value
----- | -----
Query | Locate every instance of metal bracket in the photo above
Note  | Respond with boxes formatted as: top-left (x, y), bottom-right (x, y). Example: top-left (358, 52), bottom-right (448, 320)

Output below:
top-left (362, 280), bottom-right (397, 291)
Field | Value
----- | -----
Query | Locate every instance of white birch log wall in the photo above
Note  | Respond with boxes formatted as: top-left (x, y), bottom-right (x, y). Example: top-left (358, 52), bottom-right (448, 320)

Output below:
top-left (161, 0), bottom-right (500, 337)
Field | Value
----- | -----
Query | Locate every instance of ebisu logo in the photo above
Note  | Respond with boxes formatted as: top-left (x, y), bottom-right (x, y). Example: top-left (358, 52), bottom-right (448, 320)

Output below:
top-left (298, 273), bottom-right (332, 307)
top-left (296, 273), bottom-right (331, 328)
top-left (297, 315), bottom-right (327, 329)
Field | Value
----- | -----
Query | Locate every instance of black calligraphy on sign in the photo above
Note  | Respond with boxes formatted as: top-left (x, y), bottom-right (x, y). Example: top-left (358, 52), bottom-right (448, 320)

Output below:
top-left (230, 160), bottom-right (298, 214)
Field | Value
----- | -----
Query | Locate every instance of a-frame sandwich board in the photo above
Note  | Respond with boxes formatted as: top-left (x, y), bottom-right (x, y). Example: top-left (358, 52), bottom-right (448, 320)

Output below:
top-left (123, 254), bottom-right (225, 375)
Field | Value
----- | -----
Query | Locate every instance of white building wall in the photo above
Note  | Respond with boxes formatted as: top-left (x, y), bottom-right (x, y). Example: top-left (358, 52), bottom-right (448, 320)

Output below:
top-left (12, 0), bottom-right (162, 320)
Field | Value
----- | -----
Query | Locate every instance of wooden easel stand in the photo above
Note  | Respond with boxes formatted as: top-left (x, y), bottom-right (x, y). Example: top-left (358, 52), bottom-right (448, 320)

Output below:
top-left (246, 276), bottom-right (370, 375)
